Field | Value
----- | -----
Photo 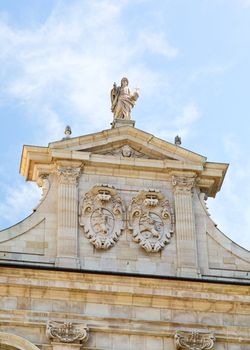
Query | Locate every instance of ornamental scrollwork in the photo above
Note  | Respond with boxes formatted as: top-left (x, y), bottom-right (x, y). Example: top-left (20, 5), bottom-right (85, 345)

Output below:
top-left (34, 174), bottom-right (50, 210)
top-left (46, 321), bottom-right (89, 343)
top-left (79, 185), bottom-right (124, 249)
top-left (175, 331), bottom-right (215, 350)
top-left (128, 190), bottom-right (174, 252)
top-left (57, 166), bottom-right (81, 185)
top-left (172, 176), bottom-right (196, 194)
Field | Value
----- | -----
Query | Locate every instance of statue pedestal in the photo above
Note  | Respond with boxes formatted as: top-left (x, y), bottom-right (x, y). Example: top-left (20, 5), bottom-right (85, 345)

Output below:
top-left (111, 119), bottom-right (135, 128)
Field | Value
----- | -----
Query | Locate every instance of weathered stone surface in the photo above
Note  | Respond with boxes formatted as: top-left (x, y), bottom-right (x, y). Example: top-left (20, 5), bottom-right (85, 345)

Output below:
top-left (0, 122), bottom-right (249, 350)
top-left (3, 125), bottom-right (248, 283)
top-left (0, 268), bottom-right (250, 349)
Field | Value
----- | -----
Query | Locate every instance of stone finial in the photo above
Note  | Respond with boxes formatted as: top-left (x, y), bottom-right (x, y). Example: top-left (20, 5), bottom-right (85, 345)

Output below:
top-left (46, 321), bottom-right (89, 343)
top-left (175, 331), bottom-right (215, 350)
top-left (175, 135), bottom-right (182, 146)
top-left (110, 77), bottom-right (139, 123)
top-left (64, 125), bottom-right (72, 139)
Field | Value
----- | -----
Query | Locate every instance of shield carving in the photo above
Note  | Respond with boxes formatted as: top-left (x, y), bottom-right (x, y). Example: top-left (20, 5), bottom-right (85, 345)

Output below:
top-left (129, 190), bottom-right (174, 252)
top-left (79, 185), bottom-right (124, 249)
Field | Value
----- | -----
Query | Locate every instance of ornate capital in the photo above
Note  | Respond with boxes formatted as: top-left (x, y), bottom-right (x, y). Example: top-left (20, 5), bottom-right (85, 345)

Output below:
top-left (175, 331), bottom-right (215, 350)
top-left (57, 166), bottom-right (81, 185)
top-left (46, 321), bottom-right (89, 343)
top-left (172, 176), bottom-right (196, 194)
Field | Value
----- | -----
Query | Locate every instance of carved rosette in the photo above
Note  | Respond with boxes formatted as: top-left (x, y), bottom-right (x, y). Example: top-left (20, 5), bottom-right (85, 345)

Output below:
top-left (129, 190), bottom-right (174, 252)
top-left (46, 321), bottom-right (89, 343)
top-left (79, 185), bottom-right (124, 249)
top-left (175, 331), bottom-right (215, 350)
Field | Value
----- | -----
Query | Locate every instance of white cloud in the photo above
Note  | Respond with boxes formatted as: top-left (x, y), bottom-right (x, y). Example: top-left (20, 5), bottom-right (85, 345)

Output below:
top-left (0, 0), bottom-right (180, 228)
top-left (144, 101), bottom-right (201, 143)
top-left (208, 136), bottom-right (250, 250)
top-left (190, 64), bottom-right (230, 82)
top-left (0, 182), bottom-right (41, 229)
top-left (137, 31), bottom-right (178, 58)
top-left (0, 0), bottom-right (179, 140)
top-left (174, 102), bottom-right (200, 133)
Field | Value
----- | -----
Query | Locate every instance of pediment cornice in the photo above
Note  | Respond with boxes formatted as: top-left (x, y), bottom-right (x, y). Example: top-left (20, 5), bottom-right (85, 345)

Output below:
top-left (20, 126), bottom-right (228, 197)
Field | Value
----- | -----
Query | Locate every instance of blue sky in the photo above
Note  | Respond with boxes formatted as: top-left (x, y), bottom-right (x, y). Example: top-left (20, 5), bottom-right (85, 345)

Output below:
top-left (0, 0), bottom-right (250, 248)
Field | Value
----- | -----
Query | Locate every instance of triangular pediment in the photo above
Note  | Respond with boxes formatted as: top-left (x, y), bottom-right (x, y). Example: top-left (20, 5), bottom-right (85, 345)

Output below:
top-left (21, 125), bottom-right (228, 198)
top-left (48, 126), bottom-right (206, 164)
top-left (81, 141), bottom-right (174, 160)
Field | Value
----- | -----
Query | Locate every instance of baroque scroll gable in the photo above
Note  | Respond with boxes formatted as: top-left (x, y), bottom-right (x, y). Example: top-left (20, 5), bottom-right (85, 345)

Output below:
top-left (129, 190), bottom-right (175, 252)
top-left (79, 185), bottom-right (124, 249)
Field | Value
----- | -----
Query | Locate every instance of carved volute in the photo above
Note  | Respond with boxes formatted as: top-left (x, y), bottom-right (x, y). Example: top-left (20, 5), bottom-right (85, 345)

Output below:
top-left (175, 331), bottom-right (215, 350)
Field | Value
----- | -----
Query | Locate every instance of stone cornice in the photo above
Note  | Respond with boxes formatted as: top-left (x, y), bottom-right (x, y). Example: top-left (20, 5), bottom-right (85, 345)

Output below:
top-left (20, 144), bottom-right (227, 197)
top-left (1, 266), bottom-right (250, 344)
top-left (48, 126), bottom-right (206, 163)
top-left (1, 313), bottom-right (250, 343)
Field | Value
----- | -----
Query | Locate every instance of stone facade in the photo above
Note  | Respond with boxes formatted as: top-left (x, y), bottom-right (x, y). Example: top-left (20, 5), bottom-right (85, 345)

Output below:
top-left (0, 122), bottom-right (250, 349)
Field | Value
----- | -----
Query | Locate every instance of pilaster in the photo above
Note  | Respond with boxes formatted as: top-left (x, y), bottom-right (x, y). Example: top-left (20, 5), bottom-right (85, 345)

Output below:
top-left (55, 161), bottom-right (82, 268)
top-left (172, 173), bottom-right (199, 276)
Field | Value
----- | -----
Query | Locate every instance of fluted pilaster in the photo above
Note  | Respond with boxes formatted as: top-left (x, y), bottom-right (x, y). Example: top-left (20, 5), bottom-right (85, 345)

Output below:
top-left (172, 174), bottom-right (199, 276)
top-left (56, 163), bottom-right (82, 268)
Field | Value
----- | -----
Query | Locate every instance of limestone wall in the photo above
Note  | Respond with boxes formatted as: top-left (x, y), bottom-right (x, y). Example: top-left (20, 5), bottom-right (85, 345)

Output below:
top-left (1, 169), bottom-right (250, 282)
top-left (0, 266), bottom-right (249, 350)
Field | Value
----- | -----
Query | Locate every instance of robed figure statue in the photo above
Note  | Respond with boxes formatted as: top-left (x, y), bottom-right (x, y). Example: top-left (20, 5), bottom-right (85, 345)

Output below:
top-left (111, 77), bottom-right (139, 120)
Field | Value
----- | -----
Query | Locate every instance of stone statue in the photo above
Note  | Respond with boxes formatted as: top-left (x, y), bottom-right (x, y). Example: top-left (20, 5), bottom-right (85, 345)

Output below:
top-left (111, 77), bottom-right (139, 120)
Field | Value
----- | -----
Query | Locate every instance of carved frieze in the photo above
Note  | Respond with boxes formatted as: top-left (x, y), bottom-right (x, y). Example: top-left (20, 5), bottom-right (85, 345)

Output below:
top-left (79, 185), bottom-right (124, 249)
top-left (46, 321), bottom-right (89, 343)
top-left (100, 144), bottom-right (152, 159)
top-left (129, 190), bottom-right (174, 252)
top-left (175, 331), bottom-right (215, 350)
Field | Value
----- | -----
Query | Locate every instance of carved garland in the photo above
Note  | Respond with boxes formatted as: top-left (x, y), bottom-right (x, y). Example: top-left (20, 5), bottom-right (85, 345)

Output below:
top-left (46, 321), bottom-right (89, 343)
top-left (129, 190), bottom-right (174, 252)
top-left (79, 185), bottom-right (124, 249)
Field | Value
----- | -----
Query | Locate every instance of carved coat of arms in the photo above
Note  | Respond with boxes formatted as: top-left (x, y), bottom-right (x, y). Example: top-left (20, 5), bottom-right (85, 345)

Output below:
top-left (79, 185), bottom-right (124, 249)
top-left (129, 190), bottom-right (174, 252)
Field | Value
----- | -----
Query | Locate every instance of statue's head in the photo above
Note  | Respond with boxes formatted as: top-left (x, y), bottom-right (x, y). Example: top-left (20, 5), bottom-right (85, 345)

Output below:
top-left (121, 77), bottom-right (129, 87)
